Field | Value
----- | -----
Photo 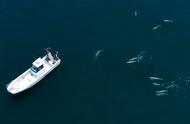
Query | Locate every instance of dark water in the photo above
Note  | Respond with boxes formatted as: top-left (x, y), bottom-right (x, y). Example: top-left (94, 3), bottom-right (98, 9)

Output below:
top-left (1, 0), bottom-right (190, 123)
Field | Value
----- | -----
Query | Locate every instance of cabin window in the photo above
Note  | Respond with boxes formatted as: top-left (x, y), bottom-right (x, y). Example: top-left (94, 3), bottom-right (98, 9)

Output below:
top-left (31, 65), bottom-right (44, 73)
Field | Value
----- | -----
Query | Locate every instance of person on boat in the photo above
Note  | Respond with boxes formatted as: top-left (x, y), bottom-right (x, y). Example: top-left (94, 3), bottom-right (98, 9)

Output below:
top-left (54, 51), bottom-right (59, 61)
top-left (45, 48), bottom-right (54, 61)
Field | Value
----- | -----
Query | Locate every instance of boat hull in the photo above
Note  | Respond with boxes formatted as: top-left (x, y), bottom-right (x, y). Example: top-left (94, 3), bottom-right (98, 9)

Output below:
top-left (6, 56), bottom-right (61, 94)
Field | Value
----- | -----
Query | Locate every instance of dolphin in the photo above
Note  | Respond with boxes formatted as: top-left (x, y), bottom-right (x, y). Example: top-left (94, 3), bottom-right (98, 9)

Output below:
top-left (129, 57), bottom-right (138, 61)
top-left (126, 60), bottom-right (137, 64)
top-left (134, 10), bottom-right (138, 16)
top-left (155, 90), bottom-right (168, 94)
top-left (153, 25), bottom-right (162, 30)
top-left (94, 49), bottom-right (104, 60)
top-left (163, 19), bottom-right (174, 23)
top-left (148, 77), bottom-right (163, 81)
top-left (155, 92), bottom-right (168, 96)
top-left (152, 82), bottom-right (161, 86)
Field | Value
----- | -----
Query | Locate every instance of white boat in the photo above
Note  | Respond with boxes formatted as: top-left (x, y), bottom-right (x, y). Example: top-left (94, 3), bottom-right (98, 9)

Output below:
top-left (6, 48), bottom-right (61, 94)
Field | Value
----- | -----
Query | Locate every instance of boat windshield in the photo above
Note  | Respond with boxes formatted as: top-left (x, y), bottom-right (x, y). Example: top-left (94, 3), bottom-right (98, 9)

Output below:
top-left (31, 65), bottom-right (44, 73)
top-left (31, 65), bottom-right (38, 73)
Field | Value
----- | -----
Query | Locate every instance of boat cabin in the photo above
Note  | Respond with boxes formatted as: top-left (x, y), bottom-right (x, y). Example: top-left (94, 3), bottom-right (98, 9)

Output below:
top-left (31, 58), bottom-right (44, 73)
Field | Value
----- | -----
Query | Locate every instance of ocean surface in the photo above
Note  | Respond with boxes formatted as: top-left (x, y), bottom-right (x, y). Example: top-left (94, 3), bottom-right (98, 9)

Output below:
top-left (1, 0), bottom-right (190, 123)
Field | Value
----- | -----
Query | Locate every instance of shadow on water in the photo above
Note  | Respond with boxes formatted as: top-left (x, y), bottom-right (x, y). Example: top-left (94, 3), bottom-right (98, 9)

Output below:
top-left (9, 89), bottom-right (32, 102)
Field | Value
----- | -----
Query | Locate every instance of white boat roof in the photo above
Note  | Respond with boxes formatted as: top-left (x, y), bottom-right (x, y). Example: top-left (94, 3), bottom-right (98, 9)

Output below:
top-left (32, 58), bottom-right (43, 67)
